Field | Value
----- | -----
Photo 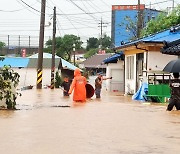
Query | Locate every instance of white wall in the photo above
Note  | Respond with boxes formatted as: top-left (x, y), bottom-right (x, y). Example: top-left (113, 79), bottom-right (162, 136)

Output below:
top-left (147, 52), bottom-right (177, 71)
top-left (124, 52), bottom-right (177, 95)
top-left (106, 60), bottom-right (124, 92)
top-left (13, 68), bottom-right (59, 88)
top-left (125, 54), bottom-right (136, 94)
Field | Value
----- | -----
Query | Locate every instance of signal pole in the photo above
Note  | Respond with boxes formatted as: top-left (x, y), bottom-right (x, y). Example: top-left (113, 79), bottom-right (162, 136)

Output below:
top-left (51, 6), bottom-right (56, 89)
top-left (37, 0), bottom-right (46, 89)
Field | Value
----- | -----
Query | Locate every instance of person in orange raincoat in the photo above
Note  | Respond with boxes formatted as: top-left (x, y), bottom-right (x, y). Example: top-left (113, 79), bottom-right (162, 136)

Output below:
top-left (68, 68), bottom-right (87, 102)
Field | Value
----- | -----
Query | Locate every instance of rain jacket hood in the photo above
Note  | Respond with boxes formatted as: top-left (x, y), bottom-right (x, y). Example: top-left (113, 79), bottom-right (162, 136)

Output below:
top-left (74, 68), bottom-right (81, 77)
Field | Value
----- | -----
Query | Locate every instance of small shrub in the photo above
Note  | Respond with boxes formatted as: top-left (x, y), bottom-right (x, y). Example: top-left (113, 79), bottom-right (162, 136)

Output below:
top-left (55, 71), bottom-right (62, 88)
top-left (0, 65), bottom-right (21, 109)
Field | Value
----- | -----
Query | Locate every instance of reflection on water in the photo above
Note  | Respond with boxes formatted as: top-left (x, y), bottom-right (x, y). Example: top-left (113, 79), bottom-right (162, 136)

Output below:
top-left (0, 88), bottom-right (180, 154)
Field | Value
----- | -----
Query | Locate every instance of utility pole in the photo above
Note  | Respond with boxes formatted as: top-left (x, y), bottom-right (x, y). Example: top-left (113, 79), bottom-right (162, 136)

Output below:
top-left (172, 0), bottom-right (175, 9)
top-left (51, 6), bottom-right (56, 89)
top-left (98, 17), bottom-right (107, 49)
top-left (137, 0), bottom-right (141, 38)
top-left (149, 2), bottom-right (151, 20)
top-left (37, 0), bottom-right (46, 89)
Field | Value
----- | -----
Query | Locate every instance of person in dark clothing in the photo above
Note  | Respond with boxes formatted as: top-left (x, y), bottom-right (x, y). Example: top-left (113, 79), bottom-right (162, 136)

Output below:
top-left (95, 73), bottom-right (112, 98)
top-left (167, 73), bottom-right (180, 111)
top-left (60, 76), bottom-right (71, 96)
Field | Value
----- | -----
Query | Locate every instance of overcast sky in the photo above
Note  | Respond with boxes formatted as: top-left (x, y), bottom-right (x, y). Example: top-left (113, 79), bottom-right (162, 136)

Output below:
top-left (0, 0), bottom-right (179, 46)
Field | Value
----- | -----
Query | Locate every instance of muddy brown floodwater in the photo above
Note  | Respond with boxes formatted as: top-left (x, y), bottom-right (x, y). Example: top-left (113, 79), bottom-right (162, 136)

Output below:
top-left (0, 87), bottom-right (180, 154)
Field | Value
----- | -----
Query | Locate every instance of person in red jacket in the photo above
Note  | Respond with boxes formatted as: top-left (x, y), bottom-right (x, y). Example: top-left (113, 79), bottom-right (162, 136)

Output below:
top-left (68, 68), bottom-right (87, 102)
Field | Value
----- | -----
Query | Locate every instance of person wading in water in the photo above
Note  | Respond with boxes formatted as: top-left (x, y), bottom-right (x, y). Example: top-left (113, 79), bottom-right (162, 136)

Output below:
top-left (68, 69), bottom-right (87, 102)
top-left (95, 73), bottom-right (112, 98)
top-left (167, 72), bottom-right (180, 111)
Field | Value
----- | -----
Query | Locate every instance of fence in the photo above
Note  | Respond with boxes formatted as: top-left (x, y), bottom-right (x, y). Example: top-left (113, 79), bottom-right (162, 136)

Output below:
top-left (0, 34), bottom-right (50, 56)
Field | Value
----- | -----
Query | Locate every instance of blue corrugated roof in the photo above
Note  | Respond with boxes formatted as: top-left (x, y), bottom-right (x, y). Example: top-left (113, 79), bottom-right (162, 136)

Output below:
top-left (103, 52), bottom-right (124, 64)
top-left (0, 54), bottom-right (79, 71)
top-left (0, 57), bottom-right (29, 68)
top-left (118, 25), bottom-right (180, 48)
top-left (143, 28), bottom-right (180, 42)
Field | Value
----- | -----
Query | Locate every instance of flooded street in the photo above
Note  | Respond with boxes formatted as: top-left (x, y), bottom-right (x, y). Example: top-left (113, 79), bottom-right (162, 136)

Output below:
top-left (1, 86), bottom-right (180, 153)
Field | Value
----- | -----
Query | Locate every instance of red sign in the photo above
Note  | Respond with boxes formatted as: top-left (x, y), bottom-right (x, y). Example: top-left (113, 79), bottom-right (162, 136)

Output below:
top-left (21, 48), bottom-right (26, 57)
top-left (112, 4), bottom-right (145, 11)
top-left (98, 50), bottom-right (106, 54)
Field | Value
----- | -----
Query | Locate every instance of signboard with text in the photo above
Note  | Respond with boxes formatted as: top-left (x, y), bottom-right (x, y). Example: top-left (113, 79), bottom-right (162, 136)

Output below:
top-left (21, 48), bottom-right (26, 57)
top-left (112, 4), bottom-right (145, 11)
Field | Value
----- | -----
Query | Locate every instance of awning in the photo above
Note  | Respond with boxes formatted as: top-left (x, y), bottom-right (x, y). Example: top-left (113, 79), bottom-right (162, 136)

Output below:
top-left (103, 52), bottom-right (124, 64)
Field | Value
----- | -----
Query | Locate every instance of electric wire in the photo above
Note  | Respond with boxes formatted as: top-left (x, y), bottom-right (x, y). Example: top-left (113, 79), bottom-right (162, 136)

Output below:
top-left (18, 0), bottom-right (41, 13)
top-left (48, 0), bottom-right (83, 35)
top-left (86, 0), bottom-right (109, 22)
top-left (68, 0), bottom-right (99, 22)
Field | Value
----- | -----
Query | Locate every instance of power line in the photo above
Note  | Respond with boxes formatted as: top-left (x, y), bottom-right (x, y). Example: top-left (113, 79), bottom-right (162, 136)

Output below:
top-left (99, 0), bottom-right (110, 8)
top-left (81, 0), bottom-right (91, 13)
top-left (146, 0), bottom-right (174, 6)
top-left (48, 0), bottom-right (82, 35)
top-left (86, 0), bottom-right (109, 22)
top-left (56, 10), bottom-right (111, 16)
top-left (18, 0), bottom-right (41, 13)
top-left (68, 0), bottom-right (99, 22)
top-left (0, 8), bottom-right (25, 12)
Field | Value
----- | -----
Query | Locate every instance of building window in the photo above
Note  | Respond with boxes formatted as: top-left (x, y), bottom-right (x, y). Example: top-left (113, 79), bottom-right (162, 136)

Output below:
top-left (137, 53), bottom-right (144, 76)
top-left (126, 56), bottom-right (134, 79)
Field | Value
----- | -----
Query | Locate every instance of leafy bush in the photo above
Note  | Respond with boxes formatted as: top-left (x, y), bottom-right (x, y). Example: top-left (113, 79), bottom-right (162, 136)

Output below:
top-left (55, 71), bottom-right (62, 88)
top-left (0, 66), bottom-right (20, 109)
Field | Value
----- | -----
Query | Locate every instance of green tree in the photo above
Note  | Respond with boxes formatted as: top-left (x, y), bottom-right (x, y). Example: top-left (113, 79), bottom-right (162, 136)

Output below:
top-left (100, 34), bottom-right (112, 49)
top-left (141, 5), bottom-right (180, 37)
top-left (84, 35), bottom-right (113, 59)
top-left (118, 15), bottom-right (140, 41)
top-left (45, 34), bottom-right (83, 62)
top-left (84, 48), bottom-right (113, 59)
top-left (86, 35), bottom-right (112, 51)
top-left (86, 37), bottom-right (99, 51)
top-left (84, 48), bottom-right (98, 59)
top-left (0, 41), bottom-right (6, 50)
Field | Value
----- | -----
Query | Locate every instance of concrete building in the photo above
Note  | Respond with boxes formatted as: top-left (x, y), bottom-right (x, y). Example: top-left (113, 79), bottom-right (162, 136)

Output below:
top-left (111, 4), bottom-right (162, 47)
top-left (0, 53), bottom-right (78, 88)
top-left (116, 25), bottom-right (180, 95)
top-left (103, 52), bottom-right (124, 93)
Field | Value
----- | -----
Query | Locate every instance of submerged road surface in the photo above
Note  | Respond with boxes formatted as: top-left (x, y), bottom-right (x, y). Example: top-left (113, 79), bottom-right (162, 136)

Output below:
top-left (0, 87), bottom-right (180, 154)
